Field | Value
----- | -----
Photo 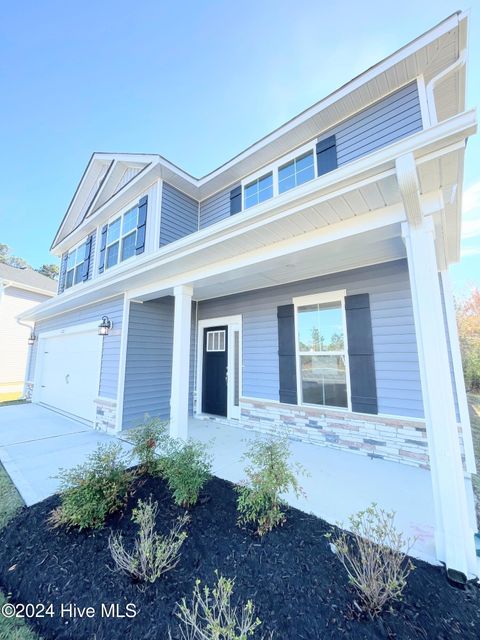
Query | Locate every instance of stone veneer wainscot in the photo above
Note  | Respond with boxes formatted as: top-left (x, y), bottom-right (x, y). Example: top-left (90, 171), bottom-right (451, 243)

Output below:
top-left (94, 397), bottom-right (117, 433)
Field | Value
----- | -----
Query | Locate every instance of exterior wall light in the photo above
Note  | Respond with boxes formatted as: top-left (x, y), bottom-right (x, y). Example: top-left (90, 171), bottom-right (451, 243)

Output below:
top-left (98, 315), bottom-right (113, 336)
top-left (27, 330), bottom-right (36, 346)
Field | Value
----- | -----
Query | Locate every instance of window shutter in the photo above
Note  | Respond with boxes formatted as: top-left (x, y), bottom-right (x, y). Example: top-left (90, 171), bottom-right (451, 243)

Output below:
top-left (230, 185), bottom-right (242, 215)
top-left (316, 135), bottom-right (337, 177)
top-left (58, 252), bottom-right (68, 293)
top-left (345, 294), bottom-right (378, 414)
top-left (98, 224), bottom-right (108, 273)
top-left (277, 304), bottom-right (298, 404)
top-left (135, 195), bottom-right (148, 254)
top-left (82, 234), bottom-right (93, 281)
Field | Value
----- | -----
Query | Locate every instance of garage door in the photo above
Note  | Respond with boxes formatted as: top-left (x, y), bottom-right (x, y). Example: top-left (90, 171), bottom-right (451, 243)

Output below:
top-left (37, 329), bottom-right (102, 423)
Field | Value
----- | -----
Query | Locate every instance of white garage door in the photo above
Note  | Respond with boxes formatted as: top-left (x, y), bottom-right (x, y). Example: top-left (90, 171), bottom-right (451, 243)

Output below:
top-left (37, 329), bottom-right (102, 423)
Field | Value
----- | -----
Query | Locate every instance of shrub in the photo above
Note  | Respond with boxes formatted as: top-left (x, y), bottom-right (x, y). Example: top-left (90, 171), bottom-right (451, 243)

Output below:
top-left (109, 496), bottom-right (189, 584)
top-left (327, 503), bottom-right (415, 616)
top-left (173, 572), bottom-right (263, 640)
top-left (236, 436), bottom-right (305, 535)
top-left (127, 416), bottom-right (168, 475)
top-left (162, 440), bottom-right (212, 507)
top-left (49, 443), bottom-right (133, 530)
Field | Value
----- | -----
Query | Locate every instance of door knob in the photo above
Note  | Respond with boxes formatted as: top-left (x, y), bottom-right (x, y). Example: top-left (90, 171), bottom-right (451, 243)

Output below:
top-left (65, 374), bottom-right (70, 384)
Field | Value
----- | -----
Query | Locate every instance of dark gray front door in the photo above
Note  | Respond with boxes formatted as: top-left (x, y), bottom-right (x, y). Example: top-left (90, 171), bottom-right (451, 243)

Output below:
top-left (202, 326), bottom-right (228, 417)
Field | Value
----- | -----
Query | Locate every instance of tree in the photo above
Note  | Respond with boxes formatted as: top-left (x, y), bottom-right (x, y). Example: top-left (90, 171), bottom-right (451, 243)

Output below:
top-left (37, 264), bottom-right (59, 280)
top-left (0, 243), bottom-right (9, 263)
top-left (456, 288), bottom-right (480, 391)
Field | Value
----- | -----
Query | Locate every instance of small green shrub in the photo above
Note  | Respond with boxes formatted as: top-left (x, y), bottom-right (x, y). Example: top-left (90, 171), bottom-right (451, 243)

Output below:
top-left (236, 436), bottom-right (305, 535)
top-left (127, 416), bottom-right (168, 475)
top-left (109, 496), bottom-right (189, 585)
top-left (161, 440), bottom-right (212, 507)
top-left (327, 503), bottom-right (415, 616)
top-left (49, 443), bottom-right (134, 530)
top-left (173, 572), bottom-right (264, 640)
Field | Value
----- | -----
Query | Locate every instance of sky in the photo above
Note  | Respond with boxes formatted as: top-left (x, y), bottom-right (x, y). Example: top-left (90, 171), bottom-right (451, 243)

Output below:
top-left (0, 1), bottom-right (478, 295)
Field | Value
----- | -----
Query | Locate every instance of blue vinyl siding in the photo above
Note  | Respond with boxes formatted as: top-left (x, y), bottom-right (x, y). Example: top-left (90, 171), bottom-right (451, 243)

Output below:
top-left (31, 296), bottom-right (124, 399)
top-left (198, 259), bottom-right (424, 419)
top-left (199, 184), bottom-right (239, 230)
top-left (321, 82), bottom-right (422, 166)
top-left (160, 183), bottom-right (198, 247)
top-left (122, 298), bottom-right (174, 428)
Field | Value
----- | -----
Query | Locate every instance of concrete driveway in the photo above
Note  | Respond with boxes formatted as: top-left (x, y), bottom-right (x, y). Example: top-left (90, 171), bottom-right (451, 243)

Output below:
top-left (0, 403), bottom-right (130, 506)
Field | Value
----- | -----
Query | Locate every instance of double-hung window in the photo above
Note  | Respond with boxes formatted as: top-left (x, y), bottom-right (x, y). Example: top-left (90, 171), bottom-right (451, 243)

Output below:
top-left (105, 205), bottom-right (139, 270)
top-left (279, 151), bottom-right (315, 193)
top-left (295, 292), bottom-right (349, 409)
top-left (244, 172), bottom-right (273, 209)
top-left (65, 241), bottom-right (87, 289)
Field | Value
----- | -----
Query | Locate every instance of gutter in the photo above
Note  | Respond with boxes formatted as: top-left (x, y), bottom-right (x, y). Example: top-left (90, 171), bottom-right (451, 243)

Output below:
top-left (426, 49), bottom-right (467, 126)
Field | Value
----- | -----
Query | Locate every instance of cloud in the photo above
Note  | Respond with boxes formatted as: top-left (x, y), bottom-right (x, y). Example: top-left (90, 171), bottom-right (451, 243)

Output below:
top-left (461, 181), bottom-right (480, 244)
top-left (463, 181), bottom-right (480, 214)
top-left (461, 245), bottom-right (480, 258)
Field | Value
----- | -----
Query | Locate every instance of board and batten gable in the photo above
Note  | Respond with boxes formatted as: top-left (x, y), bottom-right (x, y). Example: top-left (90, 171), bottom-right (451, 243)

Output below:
top-left (28, 296), bottom-right (124, 399)
top-left (160, 183), bottom-right (198, 247)
top-left (198, 259), bottom-right (424, 419)
top-left (199, 83), bottom-right (421, 231)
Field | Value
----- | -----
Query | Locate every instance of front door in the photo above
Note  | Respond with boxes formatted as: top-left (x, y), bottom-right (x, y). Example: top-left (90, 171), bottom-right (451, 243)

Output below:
top-left (202, 326), bottom-right (228, 416)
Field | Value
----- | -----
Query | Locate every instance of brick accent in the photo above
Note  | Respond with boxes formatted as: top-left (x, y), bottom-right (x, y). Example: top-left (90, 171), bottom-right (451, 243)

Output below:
top-left (240, 398), bottom-right (436, 468)
top-left (94, 397), bottom-right (117, 433)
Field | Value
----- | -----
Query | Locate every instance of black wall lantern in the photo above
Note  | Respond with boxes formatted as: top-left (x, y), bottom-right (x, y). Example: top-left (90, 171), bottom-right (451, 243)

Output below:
top-left (27, 330), bottom-right (36, 346)
top-left (98, 315), bottom-right (113, 336)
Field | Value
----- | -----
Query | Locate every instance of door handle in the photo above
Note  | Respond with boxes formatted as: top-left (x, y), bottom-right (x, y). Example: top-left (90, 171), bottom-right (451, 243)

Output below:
top-left (225, 367), bottom-right (229, 383)
top-left (65, 374), bottom-right (70, 384)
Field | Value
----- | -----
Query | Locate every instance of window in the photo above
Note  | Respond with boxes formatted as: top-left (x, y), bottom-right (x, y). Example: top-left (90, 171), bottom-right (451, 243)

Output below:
top-left (279, 151), bottom-right (315, 193)
top-left (296, 296), bottom-right (348, 409)
top-left (105, 205), bottom-right (139, 270)
top-left (244, 172), bottom-right (273, 209)
top-left (206, 330), bottom-right (226, 352)
top-left (65, 241), bottom-right (87, 289)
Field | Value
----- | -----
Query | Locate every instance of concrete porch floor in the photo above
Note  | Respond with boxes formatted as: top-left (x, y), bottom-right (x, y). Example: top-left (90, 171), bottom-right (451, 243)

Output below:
top-left (189, 416), bottom-right (438, 564)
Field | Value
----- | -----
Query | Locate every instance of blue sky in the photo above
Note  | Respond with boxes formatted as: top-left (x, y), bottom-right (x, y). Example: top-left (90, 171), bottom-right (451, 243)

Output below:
top-left (0, 1), bottom-right (478, 294)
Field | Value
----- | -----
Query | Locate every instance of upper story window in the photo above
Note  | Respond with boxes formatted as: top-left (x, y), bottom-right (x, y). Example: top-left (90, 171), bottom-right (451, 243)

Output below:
top-left (294, 292), bottom-right (349, 410)
top-left (65, 240), bottom-right (87, 289)
top-left (105, 205), bottom-right (139, 270)
top-left (279, 151), bottom-right (315, 194)
top-left (244, 172), bottom-right (273, 209)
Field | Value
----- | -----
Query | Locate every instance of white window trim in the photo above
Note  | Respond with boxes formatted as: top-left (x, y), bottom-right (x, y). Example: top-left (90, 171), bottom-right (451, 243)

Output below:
top-left (65, 237), bottom-right (88, 289)
top-left (102, 202), bottom-right (140, 273)
top-left (292, 289), bottom-right (351, 412)
top-left (240, 139), bottom-right (318, 211)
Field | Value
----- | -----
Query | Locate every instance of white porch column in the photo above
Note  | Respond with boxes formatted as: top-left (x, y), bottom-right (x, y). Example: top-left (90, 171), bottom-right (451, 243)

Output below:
top-left (170, 284), bottom-right (193, 440)
top-left (402, 217), bottom-right (477, 578)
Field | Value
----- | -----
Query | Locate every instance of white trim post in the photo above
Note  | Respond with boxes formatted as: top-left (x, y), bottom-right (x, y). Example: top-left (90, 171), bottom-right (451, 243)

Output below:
top-left (170, 284), bottom-right (193, 439)
top-left (402, 218), bottom-right (477, 577)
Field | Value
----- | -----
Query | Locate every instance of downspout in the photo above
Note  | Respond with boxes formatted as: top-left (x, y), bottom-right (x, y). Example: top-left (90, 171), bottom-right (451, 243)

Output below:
top-left (425, 49), bottom-right (467, 125)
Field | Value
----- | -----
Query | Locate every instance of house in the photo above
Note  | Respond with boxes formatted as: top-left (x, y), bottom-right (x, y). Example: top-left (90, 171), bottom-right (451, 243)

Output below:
top-left (0, 263), bottom-right (56, 401)
top-left (19, 12), bottom-right (478, 579)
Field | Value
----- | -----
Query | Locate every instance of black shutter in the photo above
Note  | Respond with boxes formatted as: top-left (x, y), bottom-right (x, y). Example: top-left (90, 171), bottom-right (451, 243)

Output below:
top-left (136, 195), bottom-right (148, 254)
top-left (316, 135), bottom-right (337, 177)
top-left (58, 252), bottom-right (68, 293)
top-left (82, 234), bottom-right (93, 281)
top-left (345, 294), bottom-right (378, 414)
top-left (230, 186), bottom-right (242, 215)
top-left (277, 304), bottom-right (298, 404)
top-left (98, 224), bottom-right (108, 273)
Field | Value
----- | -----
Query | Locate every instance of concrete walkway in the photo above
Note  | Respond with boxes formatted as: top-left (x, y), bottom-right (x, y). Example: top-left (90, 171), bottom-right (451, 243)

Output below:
top-left (0, 403), bottom-right (438, 564)
top-left (0, 403), bottom-right (130, 506)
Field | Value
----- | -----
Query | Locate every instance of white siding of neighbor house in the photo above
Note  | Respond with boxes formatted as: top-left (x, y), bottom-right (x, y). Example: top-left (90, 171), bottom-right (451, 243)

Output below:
top-left (28, 296), bottom-right (124, 399)
top-left (0, 287), bottom-right (51, 386)
top-left (198, 259), bottom-right (424, 419)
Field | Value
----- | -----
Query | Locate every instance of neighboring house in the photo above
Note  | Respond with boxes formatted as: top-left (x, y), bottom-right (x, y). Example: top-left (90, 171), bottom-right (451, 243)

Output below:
top-left (19, 12), bottom-right (478, 578)
top-left (0, 264), bottom-right (56, 400)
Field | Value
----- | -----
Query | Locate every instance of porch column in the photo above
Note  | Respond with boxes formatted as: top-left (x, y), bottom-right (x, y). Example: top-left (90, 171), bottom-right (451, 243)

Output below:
top-left (170, 284), bottom-right (193, 440)
top-left (402, 217), bottom-right (477, 578)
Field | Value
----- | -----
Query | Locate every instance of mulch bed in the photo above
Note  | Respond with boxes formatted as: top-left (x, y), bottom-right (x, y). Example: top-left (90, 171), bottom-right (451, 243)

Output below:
top-left (0, 474), bottom-right (479, 640)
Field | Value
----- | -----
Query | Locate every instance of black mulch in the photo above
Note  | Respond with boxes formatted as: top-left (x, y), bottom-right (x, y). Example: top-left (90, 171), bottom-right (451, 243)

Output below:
top-left (0, 475), bottom-right (479, 640)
